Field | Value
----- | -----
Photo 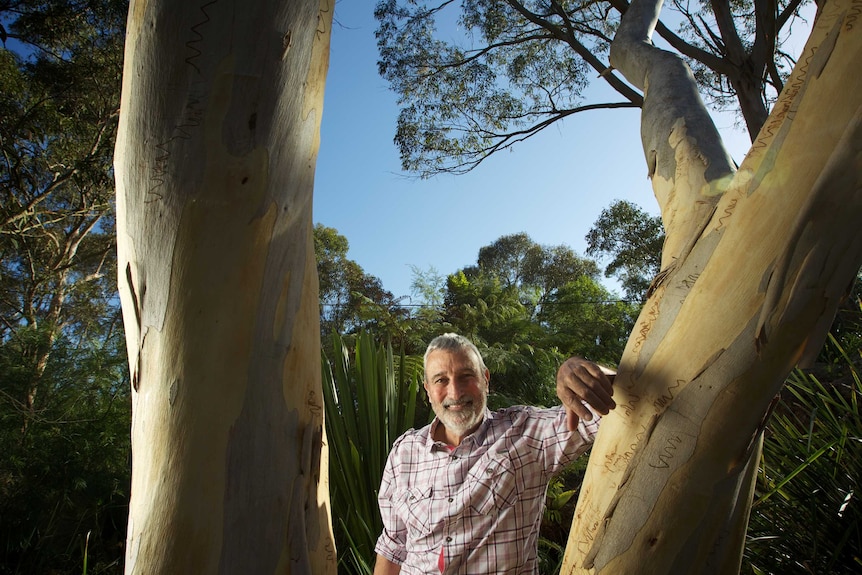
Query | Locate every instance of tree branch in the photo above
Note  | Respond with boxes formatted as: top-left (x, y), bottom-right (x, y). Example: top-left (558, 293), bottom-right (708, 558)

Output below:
top-left (610, 0), bottom-right (735, 268)
top-left (423, 101), bottom-right (641, 175)
top-left (506, 0), bottom-right (644, 106)
top-left (710, 0), bottom-right (748, 65)
top-left (777, 0), bottom-right (805, 30)
top-left (610, 0), bottom-right (733, 74)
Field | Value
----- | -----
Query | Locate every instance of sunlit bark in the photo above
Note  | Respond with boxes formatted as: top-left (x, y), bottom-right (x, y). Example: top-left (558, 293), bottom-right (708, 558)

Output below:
top-left (114, 0), bottom-right (336, 572)
top-left (563, 0), bottom-right (862, 572)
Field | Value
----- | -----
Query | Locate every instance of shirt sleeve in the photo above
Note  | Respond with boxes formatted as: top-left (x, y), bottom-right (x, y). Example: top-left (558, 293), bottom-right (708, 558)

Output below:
top-left (374, 439), bottom-right (408, 565)
top-left (541, 403), bottom-right (601, 476)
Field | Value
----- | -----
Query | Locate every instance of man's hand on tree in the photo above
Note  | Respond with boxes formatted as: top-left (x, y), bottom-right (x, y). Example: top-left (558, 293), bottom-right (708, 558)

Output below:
top-left (556, 357), bottom-right (616, 430)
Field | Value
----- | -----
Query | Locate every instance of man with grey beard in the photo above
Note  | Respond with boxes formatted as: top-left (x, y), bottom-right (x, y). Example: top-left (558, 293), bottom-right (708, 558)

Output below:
top-left (373, 333), bottom-right (616, 575)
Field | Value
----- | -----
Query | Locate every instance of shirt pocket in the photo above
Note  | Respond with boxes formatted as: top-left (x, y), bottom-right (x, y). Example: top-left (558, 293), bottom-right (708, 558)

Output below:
top-left (395, 485), bottom-right (434, 538)
top-left (465, 454), bottom-right (517, 516)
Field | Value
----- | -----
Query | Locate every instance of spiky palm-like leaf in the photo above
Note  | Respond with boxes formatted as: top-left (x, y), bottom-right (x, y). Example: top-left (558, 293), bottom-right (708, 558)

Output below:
top-left (745, 338), bottom-right (862, 574)
top-left (322, 332), bottom-right (424, 575)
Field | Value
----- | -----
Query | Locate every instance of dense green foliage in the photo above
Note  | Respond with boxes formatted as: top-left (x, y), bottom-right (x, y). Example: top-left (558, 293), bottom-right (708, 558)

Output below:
top-left (0, 328), bottom-right (130, 574)
top-left (745, 339), bottom-right (862, 574)
top-left (375, 0), bottom-right (809, 176)
top-left (1, 2), bottom-right (128, 572)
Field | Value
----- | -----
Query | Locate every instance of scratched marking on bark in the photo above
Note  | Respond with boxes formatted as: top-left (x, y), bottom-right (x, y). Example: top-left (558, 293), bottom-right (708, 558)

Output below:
top-left (577, 497), bottom-right (603, 553)
top-left (603, 423), bottom-right (648, 473)
top-left (185, 1), bottom-right (218, 74)
top-left (847, 0), bottom-right (861, 29)
top-left (679, 273), bottom-right (699, 291)
top-left (653, 380), bottom-right (683, 410)
top-left (306, 390), bottom-right (322, 417)
top-left (316, 2), bottom-right (330, 39)
top-left (751, 46), bottom-right (812, 153)
top-left (633, 298), bottom-right (660, 352)
top-left (715, 197), bottom-right (739, 230)
top-left (678, 273), bottom-right (700, 304)
top-left (617, 393), bottom-right (641, 418)
top-left (649, 435), bottom-right (683, 469)
top-left (147, 97), bottom-right (205, 200)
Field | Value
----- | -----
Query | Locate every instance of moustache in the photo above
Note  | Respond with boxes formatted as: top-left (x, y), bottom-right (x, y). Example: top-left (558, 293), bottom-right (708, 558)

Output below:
top-left (442, 399), bottom-right (474, 408)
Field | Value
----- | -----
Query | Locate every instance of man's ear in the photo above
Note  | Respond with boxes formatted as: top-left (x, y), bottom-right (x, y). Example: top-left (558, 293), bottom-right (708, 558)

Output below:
top-left (484, 369), bottom-right (490, 390)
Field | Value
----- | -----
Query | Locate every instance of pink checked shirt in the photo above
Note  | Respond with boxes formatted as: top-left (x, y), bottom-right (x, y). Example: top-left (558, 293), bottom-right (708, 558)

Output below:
top-left (374, 405), bottom-right (600, 574)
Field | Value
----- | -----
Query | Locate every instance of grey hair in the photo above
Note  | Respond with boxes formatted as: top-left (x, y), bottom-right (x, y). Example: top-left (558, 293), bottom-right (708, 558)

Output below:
top-left (423, 333), bottom-right (488, 382)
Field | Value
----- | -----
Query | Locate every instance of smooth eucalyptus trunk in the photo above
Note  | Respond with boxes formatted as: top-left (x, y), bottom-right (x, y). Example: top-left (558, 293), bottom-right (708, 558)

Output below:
top-left (562, 0), bottom-right (862, 572)
top-left (114, 0), bottom-right (336, 572)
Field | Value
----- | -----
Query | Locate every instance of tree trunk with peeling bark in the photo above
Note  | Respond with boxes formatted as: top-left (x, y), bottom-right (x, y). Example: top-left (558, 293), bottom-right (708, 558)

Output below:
top-left (562, 0), bottom-right (862, 573)
top-left (113, 0), bottom-right (336, 572)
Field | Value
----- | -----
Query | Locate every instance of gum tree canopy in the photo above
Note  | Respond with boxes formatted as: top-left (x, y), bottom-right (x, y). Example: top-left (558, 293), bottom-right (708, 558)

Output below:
top-left (376, 0), bottom-right (813, 176)
top-left (113, 0), bottom-right (861, 574)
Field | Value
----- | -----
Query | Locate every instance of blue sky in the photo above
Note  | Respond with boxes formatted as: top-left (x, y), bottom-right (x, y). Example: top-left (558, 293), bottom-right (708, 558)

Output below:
top-left (313, 2), bottom-right (756, 301)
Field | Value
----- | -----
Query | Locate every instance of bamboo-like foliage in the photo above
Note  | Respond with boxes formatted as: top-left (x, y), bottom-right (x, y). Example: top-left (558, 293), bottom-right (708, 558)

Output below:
top-left (322, 332), bottom-right (424, 574)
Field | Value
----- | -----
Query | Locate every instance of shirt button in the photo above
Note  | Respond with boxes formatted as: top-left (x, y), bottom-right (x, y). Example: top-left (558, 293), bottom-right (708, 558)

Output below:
top-left (447, 497), bottom-right (453, 502)
top-left (446, 536), bottom-right (452, 542)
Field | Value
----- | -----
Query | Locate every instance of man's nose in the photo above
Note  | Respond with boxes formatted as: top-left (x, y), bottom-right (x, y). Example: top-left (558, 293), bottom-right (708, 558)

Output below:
top-left (446, 380), bottom-right (464, 398)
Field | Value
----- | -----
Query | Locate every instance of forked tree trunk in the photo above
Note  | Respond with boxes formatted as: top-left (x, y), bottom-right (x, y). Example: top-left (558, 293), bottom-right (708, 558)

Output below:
top-left (562, 0), bottom-right (862, 573)
top-left (114, 0), bottom-right (336, 572)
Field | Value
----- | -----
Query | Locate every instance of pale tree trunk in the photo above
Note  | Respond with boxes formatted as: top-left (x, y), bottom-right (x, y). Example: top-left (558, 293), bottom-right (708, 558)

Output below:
top-left (562, 0), bottom-right (862, 573)
top-left (114, 0), bottom-right (336, 572)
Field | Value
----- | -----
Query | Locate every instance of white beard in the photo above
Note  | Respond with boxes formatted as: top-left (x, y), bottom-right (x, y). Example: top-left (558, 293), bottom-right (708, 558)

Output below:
top-left (433, 387), bottom-right (487, 436)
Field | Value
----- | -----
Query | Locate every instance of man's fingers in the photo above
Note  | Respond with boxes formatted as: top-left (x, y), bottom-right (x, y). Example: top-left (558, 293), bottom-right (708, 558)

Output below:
top-left (579, 385), bottom-right (615, 415)
top-left (565, 408), bottom-right (579, 431)
top-left (556, 358), bottom-right (617, 417)
top-left (575, 363), bottom-right (615, 398)
top-left (560, 374), bottom-right (614, 412)
top-left (559, 386), bottom-right (594, 421)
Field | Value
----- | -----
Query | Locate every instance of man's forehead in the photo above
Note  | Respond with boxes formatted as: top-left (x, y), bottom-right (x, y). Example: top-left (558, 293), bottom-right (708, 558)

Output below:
top-left (427, 349), bottom-right (482, 373)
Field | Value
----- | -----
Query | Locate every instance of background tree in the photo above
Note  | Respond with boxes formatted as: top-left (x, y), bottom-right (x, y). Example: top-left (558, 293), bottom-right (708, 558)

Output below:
top-left (375, 0), bottom-right (810, 176)
top-left (315, 223), bottom-right (406, 339)
top-left (0, 1), bottom-right (130, 572)
top-left (537, 275), bottom-right (637, 364)
top-left (586, 199), bottom-right (664, 302)
top-left (435, 233), bottom-right (632, 406)
top-left (463, 232), bottom-right (600, 317)
top-left (0, 322), bottom-right (130, 574)
top-left (0, 0), bottom-right (124, 432)
top-left (405, 264), bottom-right (447, 341)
